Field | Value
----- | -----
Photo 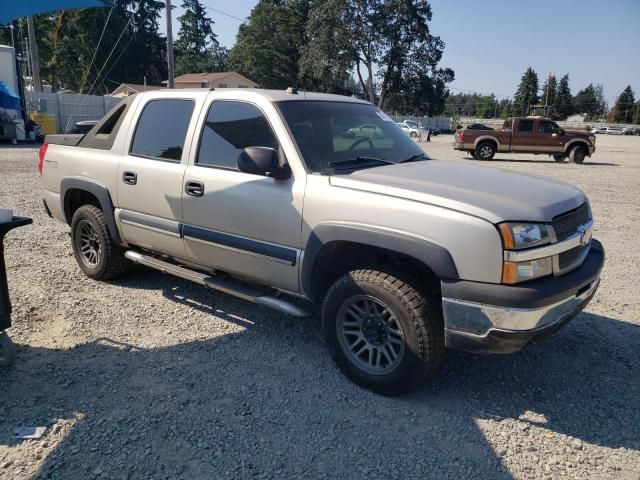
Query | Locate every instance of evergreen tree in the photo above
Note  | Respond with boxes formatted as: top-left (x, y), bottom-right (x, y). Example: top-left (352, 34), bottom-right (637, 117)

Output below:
top-left (49, 0), bottom-right (166, 92)
top-left (573, 84), bottom-right (598, 116)
top-left (175, 0), bottom-right (226, 75)
top-left (611, 85), bottom-right (635, 123)
top-left (512, 67), bottom-right (539, 116)
top-left (554, 74), bottom-right (573, 119)
top-left (540, 74), bottom-right (557, 107)
top-left (229, 0), bottom-right (312, 90)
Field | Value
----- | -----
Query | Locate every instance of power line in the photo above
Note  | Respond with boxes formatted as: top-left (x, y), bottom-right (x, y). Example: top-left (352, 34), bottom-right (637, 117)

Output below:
top-left (205, 6), bottom-right (245, 23)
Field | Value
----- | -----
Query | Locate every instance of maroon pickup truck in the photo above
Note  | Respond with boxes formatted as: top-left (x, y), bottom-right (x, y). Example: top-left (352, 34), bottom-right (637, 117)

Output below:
top-left (454, 117), bottom-right (596, 164)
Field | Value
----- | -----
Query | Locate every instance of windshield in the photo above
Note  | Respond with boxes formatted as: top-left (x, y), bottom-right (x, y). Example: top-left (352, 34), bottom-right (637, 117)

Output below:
top-left (276, 101), bottom-right (428, 173)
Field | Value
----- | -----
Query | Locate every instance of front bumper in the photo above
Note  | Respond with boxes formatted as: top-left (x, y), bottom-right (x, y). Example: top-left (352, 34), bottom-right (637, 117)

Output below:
top-left (441, 240), bottom-right (604, 354)
top-left (588, 145), bottom-right (596, 155)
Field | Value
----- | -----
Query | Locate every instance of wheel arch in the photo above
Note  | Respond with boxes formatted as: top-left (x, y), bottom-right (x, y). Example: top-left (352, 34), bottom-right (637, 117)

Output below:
top-left (473, 136), bottom-right (500, 150)
top-left (301, 224), bottom-right (458, 303)
top-left (563, 139), bottom-right (590, 153)
top-left (60, 177), bottom-right (122, 245)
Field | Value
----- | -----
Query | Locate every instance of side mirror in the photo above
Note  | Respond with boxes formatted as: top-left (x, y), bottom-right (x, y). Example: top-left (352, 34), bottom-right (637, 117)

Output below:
top-left (238, 147), bottom-right (291, 180)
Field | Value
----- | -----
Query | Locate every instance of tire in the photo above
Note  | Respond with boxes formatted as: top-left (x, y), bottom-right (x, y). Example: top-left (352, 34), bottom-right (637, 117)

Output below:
top-left (0, 332), bottom-right (16, 367)
top-left (553, 154), bottom-right (566, 162)
top-left (70, 205), bottom-right (128, 280)
top-left (410, 131), bottom-right (417, 138)
top-left (568, 145), bottom-right (587, 164)
top-left (475, 142), bottom-right (496, 160)
top-left (322, 269), bottom-right (445, 395)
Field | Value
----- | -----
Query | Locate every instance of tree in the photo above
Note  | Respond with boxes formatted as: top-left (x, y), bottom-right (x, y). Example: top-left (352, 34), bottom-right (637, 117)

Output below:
top-left (229, 1), bottom-right (312, 90)
top-left (175, 0), bottom-right (227, 75)
top-left (554, 74), bottom-right (573, 119)
top-left (540, 74), bottom-right (557, 107)
top-left (300, 0), bottom-right (453, 110)
top-left (49, 0), bottom-right (166, 93)
top-left (475, 94), bottom-right (497, 118)
top-left (496, 98), bottom-right (513, 119)
top-left (611, 85), bottom-right (635, 123)
top-left (512, 67), bottom-right (539, 116)
top-left (573, 84), bottom-right (598, 116)
top-left (592, 84), bottom-right (607, 119)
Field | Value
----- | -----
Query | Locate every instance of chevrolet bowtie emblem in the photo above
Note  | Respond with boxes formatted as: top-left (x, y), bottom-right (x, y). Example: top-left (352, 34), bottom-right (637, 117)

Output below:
top-left (577, 225), bottom-right (592, 246)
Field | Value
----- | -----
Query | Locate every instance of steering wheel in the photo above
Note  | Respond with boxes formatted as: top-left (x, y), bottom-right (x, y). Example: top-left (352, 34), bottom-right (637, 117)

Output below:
top-left (348, 137), bottom-right (374, 151)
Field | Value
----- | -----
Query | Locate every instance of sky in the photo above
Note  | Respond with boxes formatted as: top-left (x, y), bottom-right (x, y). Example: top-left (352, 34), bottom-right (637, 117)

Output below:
top-left (161, 0), bottom-right (640, 107)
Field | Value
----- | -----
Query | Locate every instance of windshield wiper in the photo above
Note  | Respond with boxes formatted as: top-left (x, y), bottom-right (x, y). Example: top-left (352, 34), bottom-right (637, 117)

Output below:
top-left (398, 153), bottom-right (429, 163)
top-left (328, 156), bottom-right (394, 168)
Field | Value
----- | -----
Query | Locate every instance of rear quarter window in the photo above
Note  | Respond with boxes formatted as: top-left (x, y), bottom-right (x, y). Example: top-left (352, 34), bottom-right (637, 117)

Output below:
top-left (130, 99), bottom-right (195, 161)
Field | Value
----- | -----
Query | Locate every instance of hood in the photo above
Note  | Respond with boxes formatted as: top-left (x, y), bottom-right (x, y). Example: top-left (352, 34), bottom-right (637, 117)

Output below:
top-left (329, 161), bottom-right (586, 224)
top-left (565, 130), bottom-right (592, 139)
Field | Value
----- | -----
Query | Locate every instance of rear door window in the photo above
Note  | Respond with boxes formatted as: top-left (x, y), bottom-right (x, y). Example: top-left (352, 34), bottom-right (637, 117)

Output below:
top-left (517, 120), bottom-right (534, 132)
top-left (130, 99), bottom-right (195, 161)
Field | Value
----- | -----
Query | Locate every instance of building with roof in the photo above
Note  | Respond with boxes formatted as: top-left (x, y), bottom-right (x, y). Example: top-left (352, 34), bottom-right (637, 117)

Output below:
top-left (110, 83), bottom-right (163, 97)
top-left (162, 72), bottom-right (257, 89)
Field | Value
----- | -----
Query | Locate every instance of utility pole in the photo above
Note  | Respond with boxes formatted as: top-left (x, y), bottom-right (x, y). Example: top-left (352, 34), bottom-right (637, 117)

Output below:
top-left (544, 72), bottom-right (552, 118)
top-left (27, 17), bottom-right (42, 92)
top-left (165, 0), bottom-right (175, 88)
top-left (9, 23), bottom-right (27, 120)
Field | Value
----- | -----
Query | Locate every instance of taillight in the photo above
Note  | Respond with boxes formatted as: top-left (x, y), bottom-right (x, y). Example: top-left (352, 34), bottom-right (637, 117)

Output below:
top-left (38, 143), bottom-right (48, 176)
top-left (459, 131), bottom-right (464, 142)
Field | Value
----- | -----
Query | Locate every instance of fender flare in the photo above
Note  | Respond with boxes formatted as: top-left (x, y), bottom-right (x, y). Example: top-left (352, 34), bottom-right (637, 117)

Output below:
top-left (563, 139), bottom-right (590, 153)
top-left (300, 223), bottom-right (459, 299)
top-left (60, 177), bottom-right (123, 245)
top-left (473, 135), bottom-right (501, 150)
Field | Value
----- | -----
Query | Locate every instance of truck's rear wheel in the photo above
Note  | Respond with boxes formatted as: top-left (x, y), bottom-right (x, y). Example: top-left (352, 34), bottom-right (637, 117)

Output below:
top-left (553, 154), bottom-right (566, 162)
top-left (475, 142), bottom-right (496, 160)
top-left (569, 145), bottom-right (587, 164)
top-left (322, 269), bottom-right (444, 395)
top-left (71, 205), bottom-right (128, 280)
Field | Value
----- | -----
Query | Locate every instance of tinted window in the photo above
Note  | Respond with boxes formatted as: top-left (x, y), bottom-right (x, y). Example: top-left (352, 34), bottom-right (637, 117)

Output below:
top-left (517, 120), bottom-right (534, 132)
top-left (538, 121), bottom-right (558, 133)
top-left (277, 101), bottom-right (426, 173)
top-left (197, 101), bottom-right (278, 169)
top-left (98, 105), bottom-right (125, 135)
top-left (130, 99), bottom-right (194, 161)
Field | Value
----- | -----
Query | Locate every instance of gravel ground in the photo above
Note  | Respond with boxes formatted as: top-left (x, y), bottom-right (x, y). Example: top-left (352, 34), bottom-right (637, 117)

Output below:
top-left (0, 134), bottom-right (639, 479)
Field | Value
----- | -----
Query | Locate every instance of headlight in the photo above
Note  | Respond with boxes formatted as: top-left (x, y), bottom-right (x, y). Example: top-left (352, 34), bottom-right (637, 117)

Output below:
top-left (502, 257), bottom-right (553, 284)
top-left (498, 222), bottom-right (551, 250)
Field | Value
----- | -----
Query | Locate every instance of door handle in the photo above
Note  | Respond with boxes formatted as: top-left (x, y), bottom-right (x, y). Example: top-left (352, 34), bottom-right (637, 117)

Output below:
top-left (185, 180), bottom-right (204, 197)
top-left (122, 171), bottom-right (137, 185)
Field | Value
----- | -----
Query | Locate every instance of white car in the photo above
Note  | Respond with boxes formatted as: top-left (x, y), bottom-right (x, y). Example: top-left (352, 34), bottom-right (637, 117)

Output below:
top-left (591, 126), bottom-right (608, 134)
top-left (397, 123), bottom-right (419, 138)
top-left (605, 127), bottom-right (625, 135)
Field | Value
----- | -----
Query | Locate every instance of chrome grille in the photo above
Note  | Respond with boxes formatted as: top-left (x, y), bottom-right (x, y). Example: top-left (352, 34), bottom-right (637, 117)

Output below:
top-left (552, 203), bottom-right (591, 241)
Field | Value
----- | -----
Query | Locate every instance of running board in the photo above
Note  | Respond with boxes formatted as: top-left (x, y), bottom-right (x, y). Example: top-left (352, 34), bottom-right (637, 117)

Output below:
top-left (124, 251), bottom-right (308, 317)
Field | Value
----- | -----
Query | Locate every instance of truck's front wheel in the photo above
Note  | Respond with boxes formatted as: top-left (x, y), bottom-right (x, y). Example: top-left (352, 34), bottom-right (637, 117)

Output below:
top-left (322, 269), bottom-right (444, 395)
top-left (569, 145), bottom-right (587, 164)
top-left (71, 205), bottom-right (128, 280)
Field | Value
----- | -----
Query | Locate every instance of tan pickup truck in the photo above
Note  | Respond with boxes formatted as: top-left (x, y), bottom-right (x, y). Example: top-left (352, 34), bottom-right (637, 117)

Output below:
top-left (454, 117), bottom-right (596, 163)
